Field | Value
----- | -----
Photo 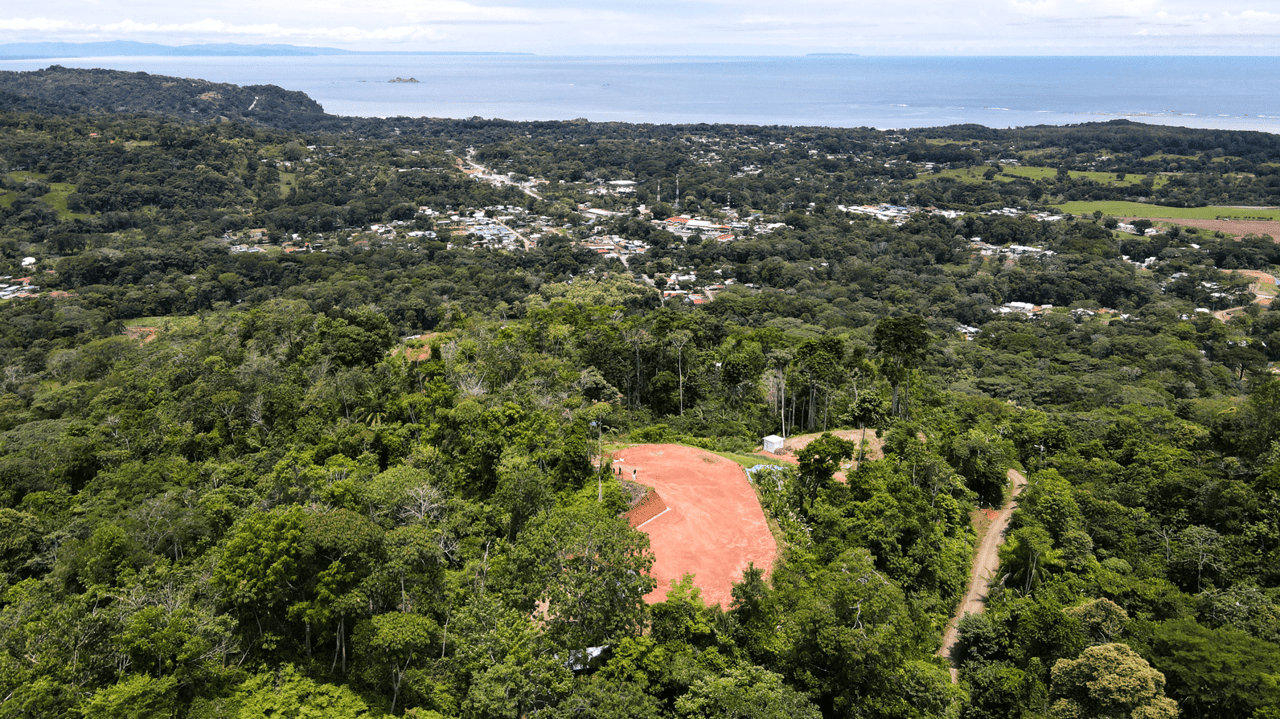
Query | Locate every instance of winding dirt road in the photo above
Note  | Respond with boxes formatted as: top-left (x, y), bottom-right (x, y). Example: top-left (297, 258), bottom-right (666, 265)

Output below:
top-left (938, 468), bottom-right (1028, 681)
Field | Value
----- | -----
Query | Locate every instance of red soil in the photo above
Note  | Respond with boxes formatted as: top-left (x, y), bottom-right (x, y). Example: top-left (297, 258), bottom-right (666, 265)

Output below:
top-left (124, 326), bottom-right (158, 344)
top-left (1226, 269), bottom-right (1278, 285)
top-left (623, 487), bottom-right (669, 528)
top-left (612, 444), bottom-right (777, 608)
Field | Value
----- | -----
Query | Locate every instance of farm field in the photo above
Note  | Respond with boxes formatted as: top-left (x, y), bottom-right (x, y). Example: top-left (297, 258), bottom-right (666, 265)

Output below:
top-left (914, 166), bottom-right (1170, 189)
top-left (1054, 200), bottom-right (1280, 221)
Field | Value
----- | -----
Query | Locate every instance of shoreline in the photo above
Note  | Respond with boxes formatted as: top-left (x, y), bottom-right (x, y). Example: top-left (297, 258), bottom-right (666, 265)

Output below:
top-left (4, 55), bottom-right (1279, 135)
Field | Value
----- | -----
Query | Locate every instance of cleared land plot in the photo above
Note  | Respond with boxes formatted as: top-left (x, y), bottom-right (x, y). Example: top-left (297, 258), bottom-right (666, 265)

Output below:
top-left (1132, 218), bottom-right (1280, 239)
top-left (781, 429), bottom-right (884, 459)
top-left (124, 315), bottom-right (200, 332)
top-left (612, 444), bottom-right (777, 608)
top-left (7, 171), bottom-right (90, 220)
top-left (394, 332), bottom-right (447, 361)
top-left (1054, 201), bottom-right (1280, 222)
top-left (761, 429), bottom-right (884, 482)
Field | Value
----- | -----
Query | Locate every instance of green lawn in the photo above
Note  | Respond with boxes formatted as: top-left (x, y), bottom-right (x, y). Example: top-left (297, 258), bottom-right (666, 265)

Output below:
top-left (1142, 153), bottom-right (1199, 162)
top-left (6, 172), bottom-right (89, 219)
top-left (913, 165), bottom-right (1168, 189)
top-left (124, 315), bottom-right (201, 332)
top-left (709, 449), bottom-right (776, 469)
top-left (41, 182), bottom-right (90, 219)
top-left (1053, 201), bottom-right (1280, 221)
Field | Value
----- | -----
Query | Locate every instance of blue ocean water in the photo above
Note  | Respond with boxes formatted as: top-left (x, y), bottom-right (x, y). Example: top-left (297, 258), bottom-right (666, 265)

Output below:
top-left (3, 54), bottom-right (1278, 132)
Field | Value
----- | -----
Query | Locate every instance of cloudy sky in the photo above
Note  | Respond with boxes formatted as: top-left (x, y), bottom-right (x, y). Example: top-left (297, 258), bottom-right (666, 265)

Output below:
top-left (3, 0), bottom-right (1280, 55)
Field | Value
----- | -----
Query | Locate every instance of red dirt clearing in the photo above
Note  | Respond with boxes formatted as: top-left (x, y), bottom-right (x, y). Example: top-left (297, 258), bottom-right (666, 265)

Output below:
top-left (623, 487), bottom-right (669, 528)
top-left (124, 326), bottom-right (158, 345)
top-left (612, 444), bottom-right (777, 608)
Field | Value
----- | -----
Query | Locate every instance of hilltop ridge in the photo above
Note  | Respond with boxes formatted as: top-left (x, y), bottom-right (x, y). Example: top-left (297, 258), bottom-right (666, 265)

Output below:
top-left (0, 65), bottom-right (340, 131)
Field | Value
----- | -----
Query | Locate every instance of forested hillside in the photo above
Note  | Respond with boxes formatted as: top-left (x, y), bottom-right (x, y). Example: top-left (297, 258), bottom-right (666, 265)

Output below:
top-left (0, 68), bottom-right (1278, 719)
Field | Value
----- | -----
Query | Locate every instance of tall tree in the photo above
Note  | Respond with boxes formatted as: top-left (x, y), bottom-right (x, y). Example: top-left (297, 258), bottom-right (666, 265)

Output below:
top-left (872, 316), bottom-right (930, 420)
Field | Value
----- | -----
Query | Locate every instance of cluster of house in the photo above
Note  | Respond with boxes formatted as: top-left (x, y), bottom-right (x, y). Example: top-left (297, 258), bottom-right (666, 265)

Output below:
top-left (0, 276), bottom-right (39, 301)
top-left (662, 282), bottom-right (728, 306)
top-left (838, 203), bottom-right (965, 225)
top-left (586, 180), bottom-right (637, 196)
top-left (970, 240), bottom-right (1057, 258)
top-left (657, 265), bottom-right (736, 306)
top-left (656, 216), bottom-right (739, 242)
top-left (841, 203), bottom-right (1064, 227)
top-left (991, 301), bottom-right (1055, 316)
top-left (581, 235), bottom-right (651, 262)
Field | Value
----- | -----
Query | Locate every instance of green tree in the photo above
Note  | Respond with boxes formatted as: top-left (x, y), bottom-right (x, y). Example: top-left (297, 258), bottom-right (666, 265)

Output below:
top-left (76, 674), bottom-right (178, 719)
top-left (354, 613), bottom-right (440, 714)
top-left (509, 503), bottom-right (656, 650)
top-left (1049, 643), bottom-right (1178, 719)
top-left (1148, 619), bottom-right (1280, 719)
top-left (212, 507), bottom-right (307, 653)
top-left (794, 433), bottom-right (856, 510)
top-left (233, 665), bottom-right (382, 718)
top-left (674, 665), bottom-right (822, 719)
top-left (872, 316), bottom-right (930, 420)
top-left (775, 548), bottom-right (912, 714)
top-left (1064, 598), bottom-right (1129, 645)
top-left (999, 526), bottom-right (1060, 596)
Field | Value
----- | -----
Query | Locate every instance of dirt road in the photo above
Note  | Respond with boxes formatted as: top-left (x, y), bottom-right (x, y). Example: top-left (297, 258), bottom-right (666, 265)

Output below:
top-left (938, 468), bottom-right (1029, 681)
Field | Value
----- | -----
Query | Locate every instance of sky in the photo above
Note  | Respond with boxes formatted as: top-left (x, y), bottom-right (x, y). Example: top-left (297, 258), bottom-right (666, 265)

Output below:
top-left (3, 0), bottom-right (1280, 55)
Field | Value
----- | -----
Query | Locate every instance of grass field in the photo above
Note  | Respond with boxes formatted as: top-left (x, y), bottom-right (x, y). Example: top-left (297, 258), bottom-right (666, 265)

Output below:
top-left (1142, 153), bottom-right (1199, 162)
top-left (709, 449), bottom-right (775, 468)
top-left (913, 166), bottom-right (1169, 190)
top-left (7, 171), bottom-right (90, 220)
top-left (1053, 201), bottom-right (1280, 221)
top-left (124, 315), bottom-right (201, 332)
top-left (40, 182), bottom-right (88, 219)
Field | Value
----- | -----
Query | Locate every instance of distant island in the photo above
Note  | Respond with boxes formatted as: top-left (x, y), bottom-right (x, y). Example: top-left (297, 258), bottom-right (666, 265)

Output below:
top-left (389, 77), bottom-right (420, 84)
top-left (0, 41), bottom-right (535, 59)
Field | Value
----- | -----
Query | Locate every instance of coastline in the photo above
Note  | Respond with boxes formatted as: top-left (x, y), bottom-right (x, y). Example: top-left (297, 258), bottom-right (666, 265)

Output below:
top-left (2, 54), bottom-right (1277, 133)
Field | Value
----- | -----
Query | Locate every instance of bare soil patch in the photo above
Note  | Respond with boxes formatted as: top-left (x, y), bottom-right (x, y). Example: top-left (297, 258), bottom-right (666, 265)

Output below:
top-left (395, 332), bottom-right (443, 361)
top-left (124, 326), bottom-right (158, 345)
top-left (622, 486), bottom-right (669, 528)
top-left (780, 428), bottom-right (884, 460)
top-left (757, 429), bottom-right (884, 482)
top-left (1226, 269), bottom-right (1278, 285)
top-left (612, 444), bottom-right (777, 608)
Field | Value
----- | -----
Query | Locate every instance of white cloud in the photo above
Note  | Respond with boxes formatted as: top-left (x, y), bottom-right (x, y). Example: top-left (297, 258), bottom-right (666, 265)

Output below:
top-left (3, 0), bottom-right (1280, 53)
top-left (0, 17), bottom-right (74, 31)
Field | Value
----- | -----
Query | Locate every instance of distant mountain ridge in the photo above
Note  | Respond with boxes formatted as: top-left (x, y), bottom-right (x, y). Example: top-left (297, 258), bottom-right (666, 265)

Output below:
top-left (0, 65), bottom-right (341, 131)
top-left (0, 41), bottom-right (533, 58)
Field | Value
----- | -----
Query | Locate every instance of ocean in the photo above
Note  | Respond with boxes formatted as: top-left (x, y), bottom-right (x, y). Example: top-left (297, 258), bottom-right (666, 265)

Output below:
top-left (3, 54), bottom-right (1278, 133)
